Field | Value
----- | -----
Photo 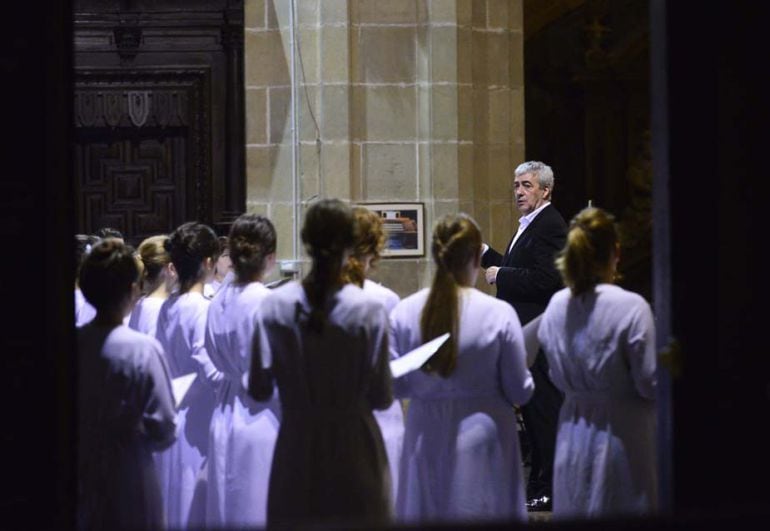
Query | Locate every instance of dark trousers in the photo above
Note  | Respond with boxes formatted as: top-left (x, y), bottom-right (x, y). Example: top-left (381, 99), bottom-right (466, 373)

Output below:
top-left (521, 349), bottom-right (563, 499)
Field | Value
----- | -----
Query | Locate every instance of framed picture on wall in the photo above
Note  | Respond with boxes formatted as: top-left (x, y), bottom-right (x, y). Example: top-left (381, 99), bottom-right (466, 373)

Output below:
top-left (357, 202), bottom-right (425, 258)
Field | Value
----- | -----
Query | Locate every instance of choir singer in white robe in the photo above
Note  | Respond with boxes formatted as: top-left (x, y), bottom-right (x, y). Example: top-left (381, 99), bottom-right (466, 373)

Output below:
top-left (204, 214), bottom-right (280, 528)
top-left (77, 238), bottom-right (176, 530)
top-left (155, 222), bottom-right (223, 529)
top-left (389, 213), bottom-right (535, 524)
top-left (342, 206), bottom-right (404, 511)
top-left (248, 198), bottom-right (393, 528)
top-left (537, 207), bottom-right (657, 519)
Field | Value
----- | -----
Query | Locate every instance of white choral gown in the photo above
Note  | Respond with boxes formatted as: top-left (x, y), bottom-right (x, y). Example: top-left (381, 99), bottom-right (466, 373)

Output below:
top-left (205, 280), bottom-right (280, 528)
top-left (155, 291), bottom-right (222, 529)
top-left (129, 295), bottom-right (165, 338)
top-left (362, 278), bottom-right (405, 509)
top-left (128, 295), bottom-right (172, 518)
top-left (75, 287), bottom-right (96, 327)
top-left (77, 323), bottom-right (176, 530)
top-left (537, 284), bottom-right (657, 519)
top-left (389, 287), bottom-right (534, 524)
top-left (250, 282), bottom-right (393, 527)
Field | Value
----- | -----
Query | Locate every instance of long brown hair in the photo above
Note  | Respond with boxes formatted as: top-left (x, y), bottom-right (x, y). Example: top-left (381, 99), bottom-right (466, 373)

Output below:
top-left (555, 207), bottom-right (619, 296)
top-left (421, 213), bottom-right (482, 377)
top-left (341, 207), bottom-right (386, 287)
top-left (301, 199), bottom-right (356, 333)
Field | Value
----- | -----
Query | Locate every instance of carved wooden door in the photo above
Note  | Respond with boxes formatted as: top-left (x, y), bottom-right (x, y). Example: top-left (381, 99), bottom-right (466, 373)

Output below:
top-left (73, 0), bottom-right (245, 245)
top-left (73, 68), bottom-right (211, 245)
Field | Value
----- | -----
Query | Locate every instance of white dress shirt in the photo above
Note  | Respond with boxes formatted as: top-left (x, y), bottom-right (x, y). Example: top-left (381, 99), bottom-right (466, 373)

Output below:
top-left (507, 201), bottom-right (551, 254)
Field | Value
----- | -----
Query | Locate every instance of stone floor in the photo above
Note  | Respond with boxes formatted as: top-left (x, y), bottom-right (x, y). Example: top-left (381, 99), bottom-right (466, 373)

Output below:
top-left (529, 510), bottom-right (553, 523)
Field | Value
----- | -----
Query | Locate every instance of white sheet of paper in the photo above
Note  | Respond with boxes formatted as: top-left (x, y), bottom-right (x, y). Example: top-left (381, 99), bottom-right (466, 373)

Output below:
top-left (171, 373), bottom-right (197, 406)
top-left (389, 332), bottom-right (451, 379)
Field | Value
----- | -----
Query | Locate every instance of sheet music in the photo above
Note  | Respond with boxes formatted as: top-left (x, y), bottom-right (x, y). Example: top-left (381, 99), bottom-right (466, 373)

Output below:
top-left (171, 373), bottom-right (197, 406)
top-left (389, 333), bottom-right (451, 378)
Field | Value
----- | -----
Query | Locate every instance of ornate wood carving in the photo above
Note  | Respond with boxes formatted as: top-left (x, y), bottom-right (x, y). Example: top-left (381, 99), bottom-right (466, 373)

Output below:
top-left (74, 0), bottom-right (245, 244)
top-left (74, 67), bottom-right (211, 242)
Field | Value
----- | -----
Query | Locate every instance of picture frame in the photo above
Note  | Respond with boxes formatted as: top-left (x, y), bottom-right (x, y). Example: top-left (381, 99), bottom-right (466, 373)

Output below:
top-left (357, 202), bottom-right (425, 258)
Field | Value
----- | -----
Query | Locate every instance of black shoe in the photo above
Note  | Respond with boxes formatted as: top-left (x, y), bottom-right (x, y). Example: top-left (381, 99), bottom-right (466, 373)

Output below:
top-left (526, 495), bottom-right (552, 512)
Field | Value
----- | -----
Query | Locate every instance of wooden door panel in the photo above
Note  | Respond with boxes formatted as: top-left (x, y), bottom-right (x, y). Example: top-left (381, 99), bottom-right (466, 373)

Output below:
top-left (73, 1), bottom-right (245, 242)
top-left (75, 134), bottom-right (187, 243)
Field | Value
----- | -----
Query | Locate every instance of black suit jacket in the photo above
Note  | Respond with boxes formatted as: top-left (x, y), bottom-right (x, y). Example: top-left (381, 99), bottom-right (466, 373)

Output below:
top-left (481, 204), bottom-right (567, 325)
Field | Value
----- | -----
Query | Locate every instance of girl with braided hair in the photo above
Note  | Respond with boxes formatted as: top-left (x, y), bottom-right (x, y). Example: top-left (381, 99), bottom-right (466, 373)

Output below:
top-left (204, 214), bottom-right (279, 528)
top-left (389, 213), bottom-right (535, 524)
top-left (248, 198), bottom-right (393, 527)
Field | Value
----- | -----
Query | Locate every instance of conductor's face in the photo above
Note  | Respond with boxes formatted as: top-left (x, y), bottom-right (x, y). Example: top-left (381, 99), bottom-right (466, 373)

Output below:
top-left (513, 172), bottom-right (550, 216)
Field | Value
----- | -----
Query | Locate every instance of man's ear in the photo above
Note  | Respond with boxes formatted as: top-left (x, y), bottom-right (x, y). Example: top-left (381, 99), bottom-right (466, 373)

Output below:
top-left (542, 186), bottom-right (552, 200)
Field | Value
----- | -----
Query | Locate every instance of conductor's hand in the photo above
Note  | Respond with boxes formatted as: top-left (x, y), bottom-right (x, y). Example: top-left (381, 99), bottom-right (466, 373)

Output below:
top-left (485, 266), bottom-right (499, 285)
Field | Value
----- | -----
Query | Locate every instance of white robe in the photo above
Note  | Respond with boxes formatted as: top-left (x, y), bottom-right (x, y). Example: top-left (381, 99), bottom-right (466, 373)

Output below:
top-left (538, 284), bottom-right (658, 519)
top-left (155, 291), bottom-right (222, 529)
top-left (204, 281), bottom-right (280, 528)
top-left (129, 296), bottom-right (165, 338)
top-left (128, 295), bottom-right (171, 518)
top-left (251, 282), bottom-right (393, 527)
top-left (362, 279), bottom-right (405, 508)
top-left (389, 287), bottom-right (534, 524)
top-left (77, 324), bottom-right (176, 530)
top-left (75, 287), bottom-right (96, 327)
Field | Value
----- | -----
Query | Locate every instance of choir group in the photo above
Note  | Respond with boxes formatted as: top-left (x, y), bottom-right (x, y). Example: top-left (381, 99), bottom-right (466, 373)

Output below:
top-left (74, 197), bottom-right (657, 530)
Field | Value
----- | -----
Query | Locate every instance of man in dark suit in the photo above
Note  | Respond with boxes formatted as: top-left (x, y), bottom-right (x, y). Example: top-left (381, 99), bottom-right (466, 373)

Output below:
top-left (481, 161), bottom-right (567, 512)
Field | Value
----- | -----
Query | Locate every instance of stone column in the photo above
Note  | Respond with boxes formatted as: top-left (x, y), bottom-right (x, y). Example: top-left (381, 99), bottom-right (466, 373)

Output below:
top-left (244, 0), bottom-right (525, 294)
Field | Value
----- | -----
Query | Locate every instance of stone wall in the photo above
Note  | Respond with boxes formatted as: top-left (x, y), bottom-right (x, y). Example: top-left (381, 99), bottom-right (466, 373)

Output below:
top-left (244, 0), bottom-right (524, 296)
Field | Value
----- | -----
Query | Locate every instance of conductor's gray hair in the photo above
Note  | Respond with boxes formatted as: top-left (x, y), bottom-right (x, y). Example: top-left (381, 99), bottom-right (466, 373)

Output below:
top-left (514, 161), bottom-right (555, 191)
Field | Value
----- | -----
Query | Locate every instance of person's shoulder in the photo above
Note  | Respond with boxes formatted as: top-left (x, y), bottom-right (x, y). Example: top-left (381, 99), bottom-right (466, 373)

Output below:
top-left (391, 287), bottom-right (429, 315)
top-left (598, 284), bottom-right (651, 311)
top-left (107, 325), bottom-right (165, 360)
top-left (188, 291), bottom-right (212, 316)
top-left (240, 281), bottom-right (272, 304)
top-left (335, 284), bottom-right (389, 326)
top-left (621, 286), bottom-right (652, 310)
top-left (269, 280), bottom-right (302, 300)
top-left (141, 296), bottom-right (165, 311)
top-left (259, 280), bottom-right (301, 315)
top-left (174, 290), bottom-right (208, 308)
top-left (539, 204), bottom-right (568, 229)
top-left (549, 286), bottom-right (571, 303)
top-left (339, 282), bottom-right (375, 309)
top-left (363, 278), bottom-right (396, 297)
top-left (467, 288), bottom-right (520, 321)
top-left (363, 279), bottom-right (400, 306)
